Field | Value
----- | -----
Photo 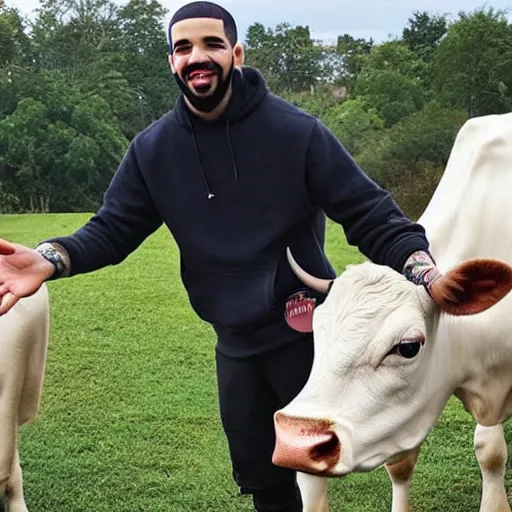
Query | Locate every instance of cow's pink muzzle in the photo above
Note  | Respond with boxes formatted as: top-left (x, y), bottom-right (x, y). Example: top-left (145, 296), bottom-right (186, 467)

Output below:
top-left (272, 411), bottom-right (341, 474)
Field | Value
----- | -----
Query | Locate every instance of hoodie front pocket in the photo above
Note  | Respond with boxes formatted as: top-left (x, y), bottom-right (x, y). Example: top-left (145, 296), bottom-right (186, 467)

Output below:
top-left (183, 264), bottom-right (279, 331)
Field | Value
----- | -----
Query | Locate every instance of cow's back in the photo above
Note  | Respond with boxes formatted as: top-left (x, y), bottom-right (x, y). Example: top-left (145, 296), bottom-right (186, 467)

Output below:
top-left (418, 112), bottom-right (512, 273)
top-left (0, 284), bottom-right (50, 425)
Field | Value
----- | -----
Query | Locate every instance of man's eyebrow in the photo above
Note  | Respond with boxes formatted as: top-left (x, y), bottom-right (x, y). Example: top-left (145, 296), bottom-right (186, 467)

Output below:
top-left (204, 36), bottom-right (226, 44)
top-left (173, 38), bottom-right (190, 48)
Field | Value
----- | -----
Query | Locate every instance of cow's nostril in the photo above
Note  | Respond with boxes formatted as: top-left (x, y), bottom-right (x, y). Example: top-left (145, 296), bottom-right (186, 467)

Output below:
top-left (311, 433), bottom-right (340, 462)
top-left (272, 413), bottom-right (341, 474)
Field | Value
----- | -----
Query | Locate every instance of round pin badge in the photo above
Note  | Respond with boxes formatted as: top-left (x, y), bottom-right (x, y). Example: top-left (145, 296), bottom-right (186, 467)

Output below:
top-left (284, 290), bottom-right (317, 332)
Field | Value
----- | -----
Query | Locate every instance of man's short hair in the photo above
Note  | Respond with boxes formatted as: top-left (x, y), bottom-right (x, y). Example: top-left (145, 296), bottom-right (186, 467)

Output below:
top-left (168, 1), bottom-right (238, 52)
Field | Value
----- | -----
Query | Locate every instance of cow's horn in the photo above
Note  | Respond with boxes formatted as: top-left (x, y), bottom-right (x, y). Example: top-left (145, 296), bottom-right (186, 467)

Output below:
top-left (286, 247), bottom-right (333, 294)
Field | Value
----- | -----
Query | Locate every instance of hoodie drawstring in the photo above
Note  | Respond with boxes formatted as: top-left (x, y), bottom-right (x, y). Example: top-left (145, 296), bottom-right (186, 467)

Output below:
top-left (226, 120), bottom-right (239, 183)
top-left (187, 116), bottom-right (215, 199)
top-left (186, 115), bottom-right (239, 200)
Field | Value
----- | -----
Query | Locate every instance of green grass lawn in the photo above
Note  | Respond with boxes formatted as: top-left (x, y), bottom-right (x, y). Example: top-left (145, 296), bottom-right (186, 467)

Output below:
top-left (1, 213), bottom-right (510, 511)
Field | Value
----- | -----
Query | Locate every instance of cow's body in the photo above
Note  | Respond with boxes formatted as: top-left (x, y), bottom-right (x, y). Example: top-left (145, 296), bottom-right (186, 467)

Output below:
top-left (272, 112), bottom-right (512, 511)
top-left (418, 111), bottom-right (512, 430)
top-left (0, 285), bottom-right (49, 511)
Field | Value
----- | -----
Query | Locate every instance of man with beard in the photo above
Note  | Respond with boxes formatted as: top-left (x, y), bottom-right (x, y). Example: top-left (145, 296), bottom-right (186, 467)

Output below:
top-left (0, 2), bottom-right (440, 511)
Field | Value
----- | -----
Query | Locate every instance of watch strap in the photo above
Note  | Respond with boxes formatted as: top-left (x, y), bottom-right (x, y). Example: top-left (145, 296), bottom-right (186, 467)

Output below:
top-left (35, 242), bottom-right (71, 280)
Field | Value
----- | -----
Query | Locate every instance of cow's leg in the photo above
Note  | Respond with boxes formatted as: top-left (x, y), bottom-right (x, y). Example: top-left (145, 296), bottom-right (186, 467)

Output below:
top-left (0, 395), bottom-right (21, 503)
top-left (384, 446), bottom-right (420, 512)
top-left (474, 423), bottom-right (511, 512)
top-left (296, 472), bottom-right (328, 512)
top-left (4, 448), bottom-right (27, 512)
top-left (0, 424), bottom-right (18, 510)
top-left (0, 348), bottom-right (27, 510)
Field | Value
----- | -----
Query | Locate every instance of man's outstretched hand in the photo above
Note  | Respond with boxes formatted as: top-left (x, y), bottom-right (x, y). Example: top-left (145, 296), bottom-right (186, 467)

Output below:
top-left (0, 239), bottom-right (55, 315)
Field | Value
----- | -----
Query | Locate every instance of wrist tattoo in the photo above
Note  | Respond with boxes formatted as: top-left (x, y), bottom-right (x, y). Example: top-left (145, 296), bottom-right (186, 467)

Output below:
top-left (36, 242), bottom-right (71, 280)
top-left (402, 250), bottom-right (442, 289)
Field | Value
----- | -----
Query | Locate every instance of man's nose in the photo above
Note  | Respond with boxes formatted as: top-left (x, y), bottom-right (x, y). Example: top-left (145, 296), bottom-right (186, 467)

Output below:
top-left (188, 45), bottom-right (208, 64)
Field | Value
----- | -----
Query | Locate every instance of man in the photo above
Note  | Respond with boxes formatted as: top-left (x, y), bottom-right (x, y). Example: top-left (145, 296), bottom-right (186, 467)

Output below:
top-left (0, 2), bottom-right (440, 510)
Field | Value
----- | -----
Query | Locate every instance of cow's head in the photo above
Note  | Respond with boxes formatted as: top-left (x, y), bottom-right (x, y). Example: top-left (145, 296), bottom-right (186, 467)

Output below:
top-left (272, 249), bottom-right (512, 477)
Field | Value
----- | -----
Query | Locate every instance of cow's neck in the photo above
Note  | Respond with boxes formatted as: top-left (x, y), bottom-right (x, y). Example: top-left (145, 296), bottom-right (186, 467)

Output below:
top-left (438, 305), bottom-right (512, 426)
top-left (418, 115), bottom-right (512, 273)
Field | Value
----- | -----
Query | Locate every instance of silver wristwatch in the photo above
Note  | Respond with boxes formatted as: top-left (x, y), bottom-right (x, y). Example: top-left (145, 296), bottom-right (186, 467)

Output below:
top-left (35, 243), bottom-right (71, 280)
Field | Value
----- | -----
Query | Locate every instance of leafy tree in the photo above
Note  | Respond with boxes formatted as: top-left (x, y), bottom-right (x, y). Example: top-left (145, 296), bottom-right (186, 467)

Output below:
top-left (431, 7), bottom-right (512, 117)
top-left (355, 70), bottom-right (424, 127)
top-left (245, 22), bottom-right (323, 92)
top-left (116, 0), bottom-right (179, 137)
top-left (0, 78), bottom-right (127, 212)
top-left (0, 4), bottom-right (32, 68)
top-left (354, 42), bottom-right (426, 126)
top-left (2, 5), bottom-right (512, 216)
top-left (402, 10), bottom-right (448, 62)
top-left (30, 0), bottom-right (120, 74)
top-left (358, 40), bottom-right (426, 78)
top-left (322, 97), bottom-right (384, 154)
top-left (336, 33), bottom-right (373, 86)
top-left (281, 89), bottom-right (342, 118)
top-left (356, 100), bottom-right (467, 216)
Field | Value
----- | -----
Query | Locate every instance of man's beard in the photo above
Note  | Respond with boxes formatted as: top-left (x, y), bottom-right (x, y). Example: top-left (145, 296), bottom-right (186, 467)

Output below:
top-left (174, 59), bottom-right (234, 113)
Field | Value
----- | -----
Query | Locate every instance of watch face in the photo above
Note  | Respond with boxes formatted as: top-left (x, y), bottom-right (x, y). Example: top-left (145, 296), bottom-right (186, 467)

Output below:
top-left (36, 243), bottom-right (70, 279)
top-left (37, 246), bottom-right (61, 270)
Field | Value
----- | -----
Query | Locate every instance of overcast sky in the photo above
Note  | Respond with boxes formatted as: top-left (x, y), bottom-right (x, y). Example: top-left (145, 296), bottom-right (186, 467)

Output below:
top-left (6, 0), bottom-right (512, 44)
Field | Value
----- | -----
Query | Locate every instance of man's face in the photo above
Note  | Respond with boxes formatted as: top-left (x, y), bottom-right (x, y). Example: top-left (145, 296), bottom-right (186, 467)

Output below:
top-left (169, 18), bottom-right (239, 112)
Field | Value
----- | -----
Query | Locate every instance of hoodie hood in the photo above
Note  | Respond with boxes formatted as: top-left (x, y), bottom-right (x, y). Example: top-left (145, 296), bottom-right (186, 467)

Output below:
top-left (172, 66), bottom-right (269, 200)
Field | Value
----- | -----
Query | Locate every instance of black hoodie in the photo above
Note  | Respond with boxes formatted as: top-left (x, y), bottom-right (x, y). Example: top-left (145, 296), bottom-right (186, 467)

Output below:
top-left (45, 66), bottom-right (429, 357)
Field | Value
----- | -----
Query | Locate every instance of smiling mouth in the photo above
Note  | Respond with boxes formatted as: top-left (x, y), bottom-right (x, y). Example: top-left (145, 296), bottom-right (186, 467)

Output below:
top-left (187, 70), bottom-right (217, 82)
top-left (186, 70), bottom-right (218, 92)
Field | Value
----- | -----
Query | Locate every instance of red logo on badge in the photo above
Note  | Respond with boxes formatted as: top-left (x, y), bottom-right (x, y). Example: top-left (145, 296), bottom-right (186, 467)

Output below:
top-left (285, 291), bottom-right (316, 333)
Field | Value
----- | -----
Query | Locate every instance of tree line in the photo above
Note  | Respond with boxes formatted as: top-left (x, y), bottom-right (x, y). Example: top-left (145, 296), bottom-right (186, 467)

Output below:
top-left (1, 1), bottom-right (511, 217)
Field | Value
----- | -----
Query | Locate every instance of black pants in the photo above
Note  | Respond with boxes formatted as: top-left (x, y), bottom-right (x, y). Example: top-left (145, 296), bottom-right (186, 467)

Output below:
top-left (215, 335), bottom-right (314, 512)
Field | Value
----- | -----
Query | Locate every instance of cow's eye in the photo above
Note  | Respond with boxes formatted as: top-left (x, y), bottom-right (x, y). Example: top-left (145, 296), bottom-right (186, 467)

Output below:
top-left (397, 341), bottom-right (422, 358)
top-left (388, 335), bottom-right (425, 359)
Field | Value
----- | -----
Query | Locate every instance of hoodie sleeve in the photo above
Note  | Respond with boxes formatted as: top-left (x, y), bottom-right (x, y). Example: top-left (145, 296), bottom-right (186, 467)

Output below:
top-left (305, 119), bottom-right (430, 272)
top-left (42, 139), bottom-right (163, 277)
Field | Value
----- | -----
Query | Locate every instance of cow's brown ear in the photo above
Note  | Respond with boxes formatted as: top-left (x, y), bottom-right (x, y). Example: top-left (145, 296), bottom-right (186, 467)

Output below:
top-left (429, 259), bottom-right (512, 315)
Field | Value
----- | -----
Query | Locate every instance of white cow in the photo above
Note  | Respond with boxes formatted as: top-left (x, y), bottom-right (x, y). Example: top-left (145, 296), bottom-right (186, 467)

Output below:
top-left (272, 112), bottom-right (512, 512)
top-left (0, 287), bottom-right (49, 511)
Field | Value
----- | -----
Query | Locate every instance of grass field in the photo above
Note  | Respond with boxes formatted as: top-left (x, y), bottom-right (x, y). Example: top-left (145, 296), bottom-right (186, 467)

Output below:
top-left (1, 213), bottom-right (510, 511)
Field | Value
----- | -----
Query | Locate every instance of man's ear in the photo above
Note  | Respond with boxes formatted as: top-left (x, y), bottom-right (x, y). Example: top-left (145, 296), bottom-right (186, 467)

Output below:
top-left (168, 54), bottom-right (176, 74)
top-left (233, 42), bottom-right (244, 67)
